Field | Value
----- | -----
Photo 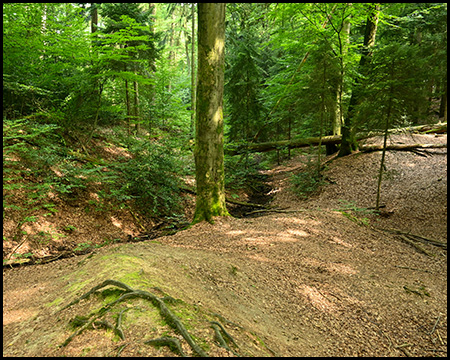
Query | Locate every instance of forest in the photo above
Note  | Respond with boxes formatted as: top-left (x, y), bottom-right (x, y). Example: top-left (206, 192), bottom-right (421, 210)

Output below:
top-left (3, 3), bottom-right (448, 357)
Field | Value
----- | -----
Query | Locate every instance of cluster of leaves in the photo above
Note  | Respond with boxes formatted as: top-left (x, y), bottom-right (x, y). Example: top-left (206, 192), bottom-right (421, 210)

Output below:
top-left (224, 3), bottom-right (447, 150)
top-left (104, 133), bottom-right (183, 217)
top-left (3, 118), bottom-right (185, 222)
top-left (224, 153), bottom-right (266, 191)
top-left (290, 154), bottom-right (326, 200)
top-left (3, 118), bottom-right (64, 215)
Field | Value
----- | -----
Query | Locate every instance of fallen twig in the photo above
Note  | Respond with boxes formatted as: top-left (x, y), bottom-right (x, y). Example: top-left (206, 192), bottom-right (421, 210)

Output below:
top-left (386, 229), bottom-right (446, 249)
top-left (398, 235), bottom-right (434, 257)
top-left (429, 314), bottom-right (441, 335)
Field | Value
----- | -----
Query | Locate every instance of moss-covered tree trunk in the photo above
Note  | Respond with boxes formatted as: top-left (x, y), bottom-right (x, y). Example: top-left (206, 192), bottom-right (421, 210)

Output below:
top-left (190, 3), bottom-right (196, 138)
top-left (192, 3), bottom-right (229, 224)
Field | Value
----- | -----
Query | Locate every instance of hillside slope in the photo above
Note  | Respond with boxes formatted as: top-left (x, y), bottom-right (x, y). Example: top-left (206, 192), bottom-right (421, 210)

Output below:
top-left (3, 133), bottom-right (447, 357)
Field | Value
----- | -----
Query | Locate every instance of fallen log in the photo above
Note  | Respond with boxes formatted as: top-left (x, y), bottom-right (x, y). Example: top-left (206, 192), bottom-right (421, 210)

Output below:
top-left (365, 122), bottom-right (447, 137)
top-left (359, 143), bottom-right (447, 153)
top-left (225, 135), bottom-right (347, 156)
top-left (224, 123), bottom-right (447, 156)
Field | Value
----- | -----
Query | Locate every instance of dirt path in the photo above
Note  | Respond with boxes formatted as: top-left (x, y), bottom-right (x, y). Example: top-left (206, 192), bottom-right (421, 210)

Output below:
top-left (3, 134), bottom-right (447, 357)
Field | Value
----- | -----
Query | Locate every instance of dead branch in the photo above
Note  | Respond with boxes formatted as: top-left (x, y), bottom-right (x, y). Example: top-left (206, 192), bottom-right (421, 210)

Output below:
top-left (383, 229), bottom-right (446, 250)
top-left (398, 235), bottom-right (434, 257)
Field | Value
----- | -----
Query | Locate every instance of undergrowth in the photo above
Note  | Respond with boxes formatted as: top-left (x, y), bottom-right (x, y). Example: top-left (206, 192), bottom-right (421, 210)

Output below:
top-left (3, 118), bottom-right (186, 229)
top-left (225, 153), bottom-right (269, 190)
top-left (290, 156), bottom-right (326, 199)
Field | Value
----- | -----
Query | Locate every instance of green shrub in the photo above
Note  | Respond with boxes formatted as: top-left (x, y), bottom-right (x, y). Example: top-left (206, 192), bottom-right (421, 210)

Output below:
top-left (3, 118), bottom-right (63, 212)
top-left (290, 157), bottom-right (325, 199)
top-left (224, 153), bottom-right (265, 190)
top-left (4, 118), bottom-right (185, 220)
top-left (106, 137), bottom-right (183, 217)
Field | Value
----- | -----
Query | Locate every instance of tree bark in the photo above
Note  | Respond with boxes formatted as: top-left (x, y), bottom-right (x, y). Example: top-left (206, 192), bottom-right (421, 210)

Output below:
top-left (133, 79), bottom-right (140, 133)
top-left (338, 3), bottom-right (380, 157)
top-left (91, 4), bottom-right (98, 34)
top-left (225, 122), bottom-right (447, 156)
top-left (125, 78), bottom-right (131, 134)
top-left (192, 3), bottom-right (228, 224)
top-left (190, 3), bottom-right (196, 138)
top-left (148, 3), bottom-right (156, 134)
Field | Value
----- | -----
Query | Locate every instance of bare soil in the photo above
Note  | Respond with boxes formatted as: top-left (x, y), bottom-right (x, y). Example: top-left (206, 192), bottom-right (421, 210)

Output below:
top-left (3, 133), bottom-right (447, 357)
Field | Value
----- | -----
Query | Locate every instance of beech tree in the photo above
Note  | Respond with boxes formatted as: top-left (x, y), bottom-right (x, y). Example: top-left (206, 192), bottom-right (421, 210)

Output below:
top-left (192, 3), bottom-right (229, 224)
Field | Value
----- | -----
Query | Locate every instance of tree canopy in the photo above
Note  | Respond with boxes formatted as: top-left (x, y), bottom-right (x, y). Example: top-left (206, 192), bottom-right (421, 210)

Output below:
top-left (3, 3), bottom-right (447, 223)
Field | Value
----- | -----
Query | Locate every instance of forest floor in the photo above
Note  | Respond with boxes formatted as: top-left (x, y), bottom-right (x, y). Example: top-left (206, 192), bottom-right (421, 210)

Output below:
top-left (3, 133), bottom-right (447, 357)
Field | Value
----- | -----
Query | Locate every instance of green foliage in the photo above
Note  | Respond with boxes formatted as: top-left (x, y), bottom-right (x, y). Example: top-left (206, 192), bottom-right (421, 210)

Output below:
top-left (3, 118), bottom-right (62, 214)
top-left (340, 211), bottom-right (370, 227)
top-left (103, 134), bottom-right (183, 217)
top-left (3, 3), bottom-right (89, 120)
top-left (225, 27), bottom-right (267, 142)
top-left (149, 58), bottom-right (191, 136)
top-left (3, 116), bottom-right (185, 224)
top-left (290, 156), bottom-right (326, 200)
top-left (224, 153), bottom-right (265, 190)
top-left (356, 43), bottom-right (429, 130)
top-left (2, 3), bottom-right (447, 231)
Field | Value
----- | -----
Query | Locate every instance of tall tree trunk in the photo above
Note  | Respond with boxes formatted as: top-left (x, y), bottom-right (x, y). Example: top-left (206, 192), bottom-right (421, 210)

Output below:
top-left (168, 11), bottom-right (176, 93)
top-left (125, 78), bottom-right (131, 134)
top-left (318, 59), bottom-right (327, 175)
top-left (91, 3), bottom-right (98, 34)
top-left (339, 3), bottom-right (380, 157)
top-left (190, 3), bottom-right (196, 138)
top-left (439, 86), bottom-right (447, 120)
top-left (192, 3), bottom-right (228, 224)
top-left (148, 3), bottom-right (156, 135)
top-left (133, 79), bottom-right (140, 133)
top-left (376, 59), bottom-right (394, 210)
top-left (335, 15), bottom-right (350, 137)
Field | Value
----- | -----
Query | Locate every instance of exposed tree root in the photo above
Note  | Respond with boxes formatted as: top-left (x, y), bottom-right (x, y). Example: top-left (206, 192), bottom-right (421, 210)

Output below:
top-left (115, 307), bottom-right (138, 340)
top-left (210, 321), bottom-right (240, 356)
top-left (58, 279), bottom-right (250, 357)
top-left (397, 235), bottom-right (435, 257)
top-left (144, 337), bottom-right (186, 357)
top-left (61, 313), bottom-right (111, 348)
top-left (210, 312), bottom-right (244, 330)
